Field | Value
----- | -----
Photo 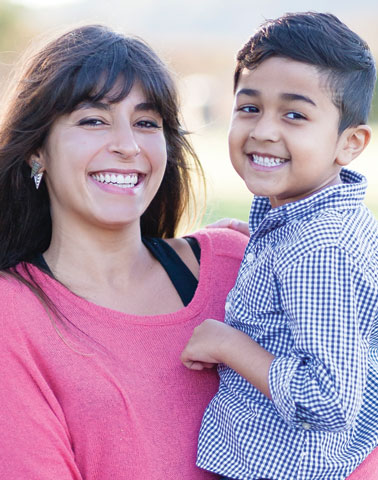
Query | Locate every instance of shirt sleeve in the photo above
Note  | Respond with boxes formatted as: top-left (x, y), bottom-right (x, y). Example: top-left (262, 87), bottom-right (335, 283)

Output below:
top-left (269, 246), bottom-right (377, 432)
top-left (0, 287), bottom-right (83, 480)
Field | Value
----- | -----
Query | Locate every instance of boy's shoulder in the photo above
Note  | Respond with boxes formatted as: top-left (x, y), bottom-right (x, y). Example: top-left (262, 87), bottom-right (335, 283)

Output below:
top-left (276, 204), bottom-right (378, 268)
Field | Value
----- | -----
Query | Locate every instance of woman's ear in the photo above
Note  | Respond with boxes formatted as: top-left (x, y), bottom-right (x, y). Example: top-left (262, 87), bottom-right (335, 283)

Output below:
top-left (28, 152), bottom-right (47, 177)
top-left (28, 153), bottom-right (45, 170)
top-left (335, 125), bottom-right (371, 166)
top-left (29, 153), bottom-right (46, 189)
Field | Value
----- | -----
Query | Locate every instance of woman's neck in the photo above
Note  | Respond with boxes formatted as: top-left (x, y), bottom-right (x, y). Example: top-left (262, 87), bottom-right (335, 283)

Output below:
top-left (43, 220), bottom-right (188, 315)
top-left (44, 219), bottom-right (150, 289)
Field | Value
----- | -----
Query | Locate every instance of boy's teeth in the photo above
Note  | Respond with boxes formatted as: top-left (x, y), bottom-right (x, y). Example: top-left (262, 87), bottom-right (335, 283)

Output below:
top-left (91, 173), bottom-right (138, 187)
top-left (252, 155), bottom-right (286, 166)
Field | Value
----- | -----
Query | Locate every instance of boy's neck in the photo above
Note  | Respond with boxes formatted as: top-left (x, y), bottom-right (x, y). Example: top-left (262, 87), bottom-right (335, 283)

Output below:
top-left (269, 172), bottom-right (343, 208)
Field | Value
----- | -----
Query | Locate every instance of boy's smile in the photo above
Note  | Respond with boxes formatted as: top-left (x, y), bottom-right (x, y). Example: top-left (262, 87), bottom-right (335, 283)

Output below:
top-left (228, 56), bottom-right (353, 208)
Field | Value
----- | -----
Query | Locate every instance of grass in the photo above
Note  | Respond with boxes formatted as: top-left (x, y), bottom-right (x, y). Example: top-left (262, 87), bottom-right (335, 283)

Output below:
top-left (201, 198), bottom-right (250, 226)
top-left (367, 203), bottom-right (378, 219)
top-left (201, 197), bottom-right (378, 228)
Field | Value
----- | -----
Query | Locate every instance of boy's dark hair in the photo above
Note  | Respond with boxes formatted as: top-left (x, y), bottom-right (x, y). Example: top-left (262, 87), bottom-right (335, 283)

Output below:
top-left (234, 12), bottom-right (376, 133)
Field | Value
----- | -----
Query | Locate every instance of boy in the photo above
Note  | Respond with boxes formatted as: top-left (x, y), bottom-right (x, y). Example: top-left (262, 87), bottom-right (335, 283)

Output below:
top-left (181, 12), bottom-right (378, 480)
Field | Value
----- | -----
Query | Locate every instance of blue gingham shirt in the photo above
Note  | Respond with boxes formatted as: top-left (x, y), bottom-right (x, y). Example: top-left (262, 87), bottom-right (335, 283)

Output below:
top-left (197, 169), bottom-right (378, 480)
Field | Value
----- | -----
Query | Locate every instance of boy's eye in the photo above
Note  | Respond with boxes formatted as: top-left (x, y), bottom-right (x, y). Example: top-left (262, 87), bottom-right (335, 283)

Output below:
top-left (286, 111), bottom-right (306, 120)
top-left (238, 105), bottom-right (259, 114)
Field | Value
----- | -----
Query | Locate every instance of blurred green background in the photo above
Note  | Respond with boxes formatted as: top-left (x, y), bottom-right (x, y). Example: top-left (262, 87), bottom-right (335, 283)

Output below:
top-left (1, 0), bottom-right (378, 229)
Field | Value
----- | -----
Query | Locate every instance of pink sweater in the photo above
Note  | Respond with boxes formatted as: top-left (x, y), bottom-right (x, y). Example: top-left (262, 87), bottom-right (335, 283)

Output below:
top-left (0, 229), bottom-right (247, 480)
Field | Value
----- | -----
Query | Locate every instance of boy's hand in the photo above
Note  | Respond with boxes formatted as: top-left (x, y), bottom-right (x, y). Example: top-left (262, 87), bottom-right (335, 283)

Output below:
top-left (182, 319), bottom-right (275, 399)
top-left (181, 319), bottom-right (235, 370)
top-left (206, 218), bottom-right (250, 237)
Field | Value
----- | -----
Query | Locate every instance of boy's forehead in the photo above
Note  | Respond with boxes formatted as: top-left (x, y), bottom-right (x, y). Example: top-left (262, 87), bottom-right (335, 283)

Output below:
top-left (236, 57), bottom-right (335, 106)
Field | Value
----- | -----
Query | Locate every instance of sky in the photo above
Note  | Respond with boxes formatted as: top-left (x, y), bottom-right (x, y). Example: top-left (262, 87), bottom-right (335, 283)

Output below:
top-left (11, 0), bottom-right (77, 6)
top-left (10, 0), bottom-right (377, 47)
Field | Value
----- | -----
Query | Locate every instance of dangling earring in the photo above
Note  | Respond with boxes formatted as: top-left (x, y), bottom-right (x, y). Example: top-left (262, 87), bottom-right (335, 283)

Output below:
top-left (30, 159), bottom-right (44, 190)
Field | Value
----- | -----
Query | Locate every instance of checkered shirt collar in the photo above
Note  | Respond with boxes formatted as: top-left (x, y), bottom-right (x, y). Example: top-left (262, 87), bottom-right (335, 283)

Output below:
top-left (249, 168), bottom-right (368, 239)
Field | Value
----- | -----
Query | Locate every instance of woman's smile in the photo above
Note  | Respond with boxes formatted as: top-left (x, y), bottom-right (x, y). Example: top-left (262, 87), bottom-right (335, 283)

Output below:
top-left (89, 170), bottom-right (145, 196)
top-left (91, 171), bottom-right (139, 187)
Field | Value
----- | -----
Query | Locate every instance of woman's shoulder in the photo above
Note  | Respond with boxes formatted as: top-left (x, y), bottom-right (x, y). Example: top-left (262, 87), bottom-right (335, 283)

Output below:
top-left (189, 227), bottom-right (248, 260)
top-left (0, 272), bottom-right (36, 341)
top-left (0, 271), bottom-right (28, 301)
top-left (0, 265), bottom-right (48, 316)
top-left (190, 228), bottom-right (247, 299)
top-left (164, 228), bottom-right (248, 266)
top-left (163, 229), bottom-right (247, 285)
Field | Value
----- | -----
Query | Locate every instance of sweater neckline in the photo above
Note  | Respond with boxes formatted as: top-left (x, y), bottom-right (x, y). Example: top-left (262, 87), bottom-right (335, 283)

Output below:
top-left (25, 231), bottom-right (213, 326)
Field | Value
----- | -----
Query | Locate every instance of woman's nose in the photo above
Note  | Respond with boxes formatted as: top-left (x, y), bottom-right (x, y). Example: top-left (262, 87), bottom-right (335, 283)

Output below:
top-left (109, 124), bottom-right (141, 159)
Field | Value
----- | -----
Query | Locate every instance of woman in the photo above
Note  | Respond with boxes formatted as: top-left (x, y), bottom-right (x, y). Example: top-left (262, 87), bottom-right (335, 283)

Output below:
top-left (0, 25), bottom-right (247, 479)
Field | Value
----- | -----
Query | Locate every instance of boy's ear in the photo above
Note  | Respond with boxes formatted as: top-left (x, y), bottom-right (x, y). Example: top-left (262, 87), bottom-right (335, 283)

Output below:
top-left (335, 125), bottom-right (371, 166)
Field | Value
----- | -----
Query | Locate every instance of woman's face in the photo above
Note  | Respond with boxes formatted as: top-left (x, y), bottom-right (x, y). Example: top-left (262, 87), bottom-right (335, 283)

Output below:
top-left (37, 82), bottom-right (167, 233)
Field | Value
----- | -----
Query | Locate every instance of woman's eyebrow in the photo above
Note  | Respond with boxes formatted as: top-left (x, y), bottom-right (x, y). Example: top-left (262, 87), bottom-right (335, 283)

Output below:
top-left (134, 102), bottom-right (159, 113)
top-left (75, 101), bottom-right (159, 113)
top-left (76, 101), bottom-right (110, 111)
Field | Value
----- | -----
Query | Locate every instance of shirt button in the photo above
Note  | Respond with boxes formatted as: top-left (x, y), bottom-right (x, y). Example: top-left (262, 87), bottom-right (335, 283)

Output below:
top-left (246, 253), bottom-right (254, 262)
top-left (225, 302), bottom-right (231, 312)
top-left (302, 422), bottom-right (311, 430)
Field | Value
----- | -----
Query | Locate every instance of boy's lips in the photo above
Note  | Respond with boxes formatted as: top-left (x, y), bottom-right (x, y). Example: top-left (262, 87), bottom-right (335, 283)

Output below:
top-left (248, 153), bottom-right (289, 167)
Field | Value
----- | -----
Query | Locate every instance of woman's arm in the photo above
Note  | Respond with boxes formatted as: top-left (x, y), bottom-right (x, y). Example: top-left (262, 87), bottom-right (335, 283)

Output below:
top-left (0, 285), bottom-right (83, 480)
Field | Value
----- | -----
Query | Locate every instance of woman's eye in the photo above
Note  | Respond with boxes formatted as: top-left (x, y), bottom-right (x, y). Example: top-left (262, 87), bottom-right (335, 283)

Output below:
top-left (135, 120), bottom-right (162, 129)
top-left (239, 105), bottom-right (259, 114)
top-left (286, 111), bottom-right (306, 120)
top-left (78, 118), bottom-right (106, 127)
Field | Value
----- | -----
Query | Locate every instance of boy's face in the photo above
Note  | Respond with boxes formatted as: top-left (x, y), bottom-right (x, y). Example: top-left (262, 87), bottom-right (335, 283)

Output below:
top-left (229, 56), bottom-right (351, 207)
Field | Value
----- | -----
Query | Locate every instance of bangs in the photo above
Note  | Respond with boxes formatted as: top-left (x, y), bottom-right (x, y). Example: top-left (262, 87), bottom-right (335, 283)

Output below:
top-left (54, 37), bottom-right (175, 121)
top-left (56, 40), bottom-right (137, 111)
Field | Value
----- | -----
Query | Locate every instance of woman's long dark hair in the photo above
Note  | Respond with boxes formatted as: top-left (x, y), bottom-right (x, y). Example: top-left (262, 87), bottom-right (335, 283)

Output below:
top-left (0, 24), bottom-right (203, 271)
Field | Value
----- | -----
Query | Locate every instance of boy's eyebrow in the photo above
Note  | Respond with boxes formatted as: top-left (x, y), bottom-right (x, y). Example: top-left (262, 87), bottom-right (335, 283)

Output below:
top-left (75, 100), bottom-right (160, 113)
top-left (236, 89), bottom-right (316, 107)
top-left (280, 93), bottom-right (316, 107)
top-left (236, 88), bottom-right (259, 98)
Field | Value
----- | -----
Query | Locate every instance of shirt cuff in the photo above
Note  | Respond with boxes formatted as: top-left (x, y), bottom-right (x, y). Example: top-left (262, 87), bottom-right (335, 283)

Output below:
top-left (269, 355), bottom-right (308, 429)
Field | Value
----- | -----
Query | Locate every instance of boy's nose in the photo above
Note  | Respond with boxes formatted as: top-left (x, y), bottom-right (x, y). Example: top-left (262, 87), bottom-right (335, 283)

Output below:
top-left (250, 115), bottom-right (280, 143)
top-left (108, 124), bottom-right (141, 159)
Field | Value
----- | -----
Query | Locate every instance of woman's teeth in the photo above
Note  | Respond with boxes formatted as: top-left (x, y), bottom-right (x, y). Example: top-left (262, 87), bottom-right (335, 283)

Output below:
top-left (91, 173), bottom-right (138, 188)
top-left (252, 155), bottom-right (287, 167)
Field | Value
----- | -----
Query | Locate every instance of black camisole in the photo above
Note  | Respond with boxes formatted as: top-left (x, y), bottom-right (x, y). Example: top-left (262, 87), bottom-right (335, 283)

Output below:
top-left (33, 236), bottom-right (201, 307)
